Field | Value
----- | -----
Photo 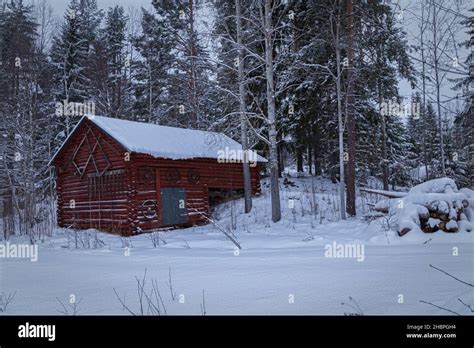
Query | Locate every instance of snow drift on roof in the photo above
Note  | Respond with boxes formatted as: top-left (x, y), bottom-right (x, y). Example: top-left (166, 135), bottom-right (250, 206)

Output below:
top-left (80, 115), bottom-right (266, 162)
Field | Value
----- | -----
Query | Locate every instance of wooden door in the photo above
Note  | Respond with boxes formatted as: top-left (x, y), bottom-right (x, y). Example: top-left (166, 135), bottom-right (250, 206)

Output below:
top-left (160, 188), bottom-right (188, 225)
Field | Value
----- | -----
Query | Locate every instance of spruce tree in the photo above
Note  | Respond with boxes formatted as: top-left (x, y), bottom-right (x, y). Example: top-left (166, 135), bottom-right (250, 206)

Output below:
top-left (357, 0), bottom-right (415, 190)
top-left (50, 0), bottom-right (102, 137)
top-left (132, 5), bottom-right (175, 124)
top-left (91, 5), bottom-right (129, 118)
top-left (168, 0), bottom-right (214, 129)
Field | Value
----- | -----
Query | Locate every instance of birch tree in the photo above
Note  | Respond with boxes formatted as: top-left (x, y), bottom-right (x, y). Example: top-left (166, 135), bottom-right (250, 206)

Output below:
top-left (235, 0), bottom-right (252, 213)
top-left (214, 0), bottom-right (289, 222)
top-left (263, 0), bottom-right (281, 222)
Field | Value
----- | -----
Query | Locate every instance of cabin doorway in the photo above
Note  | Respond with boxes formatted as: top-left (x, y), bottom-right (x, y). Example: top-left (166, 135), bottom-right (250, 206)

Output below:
top-left (160, 188), bottom-right (188, 225)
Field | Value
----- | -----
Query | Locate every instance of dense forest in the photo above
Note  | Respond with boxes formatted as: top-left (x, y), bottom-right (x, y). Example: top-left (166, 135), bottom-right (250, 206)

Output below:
top-left (0, 0), bottom-right (472, 238)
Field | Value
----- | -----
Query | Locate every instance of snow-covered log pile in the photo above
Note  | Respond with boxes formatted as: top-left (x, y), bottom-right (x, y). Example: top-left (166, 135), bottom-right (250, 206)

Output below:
top-left (373, 178), bottom-right (473, 236)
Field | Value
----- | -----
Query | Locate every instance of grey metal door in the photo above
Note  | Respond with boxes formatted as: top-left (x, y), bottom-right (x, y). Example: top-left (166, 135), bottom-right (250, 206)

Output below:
top-left (161, 188), bottom-right (188, 225)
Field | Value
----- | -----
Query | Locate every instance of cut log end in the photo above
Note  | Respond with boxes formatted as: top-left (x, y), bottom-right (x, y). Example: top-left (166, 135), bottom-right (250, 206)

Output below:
top-left (398, 228), bottom-right (411, 237)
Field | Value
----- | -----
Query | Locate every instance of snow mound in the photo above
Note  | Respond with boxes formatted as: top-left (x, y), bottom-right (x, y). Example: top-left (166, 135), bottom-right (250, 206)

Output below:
top-left (408, 178), bottom-right (458, 195)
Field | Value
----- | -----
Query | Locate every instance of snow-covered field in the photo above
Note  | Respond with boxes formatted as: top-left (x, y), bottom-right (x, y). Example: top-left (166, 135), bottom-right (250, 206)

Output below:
top-left (1, 177), bottom-right (473, 315)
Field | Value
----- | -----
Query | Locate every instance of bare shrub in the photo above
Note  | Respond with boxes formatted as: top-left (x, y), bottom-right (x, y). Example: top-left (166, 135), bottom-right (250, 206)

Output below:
top-left (148, 231), bottom-right (166, 248)
top-left (120, 236), bottom-right (133, 249)
top-left (341, 296), bottom-right (364, 316)
top-left (56, 296), bottom-right (83, 315)
top-left (64, 229), bottom-right (105, 249)
top-left (420, 264), bottom-right (473, 315)
top-left (113, 268), bottom-right (167, 316)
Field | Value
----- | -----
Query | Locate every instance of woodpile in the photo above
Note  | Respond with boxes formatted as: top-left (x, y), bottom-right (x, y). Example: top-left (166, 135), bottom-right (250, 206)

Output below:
top-left (368, 178), bottom-right (473, 237)
top-left (416, 198), bottom-right (469, 234)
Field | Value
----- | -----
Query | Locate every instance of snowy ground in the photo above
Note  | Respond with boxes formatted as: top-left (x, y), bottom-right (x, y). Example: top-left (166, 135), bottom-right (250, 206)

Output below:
top-left (1, 177), bottom-right (473, 315)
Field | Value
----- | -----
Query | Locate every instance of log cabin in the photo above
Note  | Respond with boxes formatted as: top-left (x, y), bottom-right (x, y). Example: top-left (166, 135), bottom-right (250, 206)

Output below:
top-left (50, 115), bottom-right (265, 235)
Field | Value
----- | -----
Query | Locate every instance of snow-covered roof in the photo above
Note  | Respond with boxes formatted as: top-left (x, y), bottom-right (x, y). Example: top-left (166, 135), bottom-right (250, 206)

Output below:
top-left (50, 115), bottom-right (267, 164)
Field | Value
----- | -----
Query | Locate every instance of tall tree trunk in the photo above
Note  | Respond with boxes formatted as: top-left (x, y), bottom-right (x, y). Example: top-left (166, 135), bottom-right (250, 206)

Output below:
top-left (148, 59), bottom-right (153, 122)
top-left (278, 143), bottom-right (284, 177)
top-left (308, 146), bottom-right (313, 175)
top-left (335, 18), bottom-right (346, 220)
top-left (235, 0), bottom-right (252, 213)
top-left (431, 0), bottom-right (446, 176)
top-left (420, 3), bottom-right (429, 179)
top-left (264, 0), bottom-right (281, 222)
top-left (3, 138), bottom-right (15, 238)
top-left (379, 86), bottom-right (389, 191)
top-left (296, 148), bottom-right (303, 172)
top-left (314, 144), bottom-right (321, 176)
top-left (345, 0), bottom-right (356, 216)
top-left (188, 0), bottom-right (199, 127)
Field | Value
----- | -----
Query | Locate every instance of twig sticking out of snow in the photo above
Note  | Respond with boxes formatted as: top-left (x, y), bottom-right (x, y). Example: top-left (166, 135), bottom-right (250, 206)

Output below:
top-left (148, 231), bottom-right (166, 247)
top-left (420, 264), bottom-right (473, 315)
top-left (200, 290), bottom-right (206, 316)
top-left (113, 288), bottom-right (136, 316)
top-left (181, 239), bottom-right (191, 249)
top-left (429, 264), bottom-right (474, 287)
top-left (341, 296), bottom-right (364, 316)
top-left (458, 298), bottom-right (474, 313)
top-left (166, 267), bottom-right (177, 301)
top-left (56, 296), bottom-right (82, 315)
top-left (419, 300), bottom-right (461, 315)
top-left (113, 268), bottom-right (168, 316)
top-left (189, 208), bottom-right (241, 249)
top-left (0, 291), bottom-right (16, 312)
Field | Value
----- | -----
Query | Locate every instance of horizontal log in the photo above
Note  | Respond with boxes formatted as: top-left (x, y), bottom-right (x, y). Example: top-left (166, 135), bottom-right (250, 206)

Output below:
top-left (360, 187), bottom-right (408, 198)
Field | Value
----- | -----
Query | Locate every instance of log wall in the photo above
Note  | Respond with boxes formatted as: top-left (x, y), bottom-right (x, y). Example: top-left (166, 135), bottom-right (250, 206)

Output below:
top-left (55, 121), bottom-right (131, 234)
